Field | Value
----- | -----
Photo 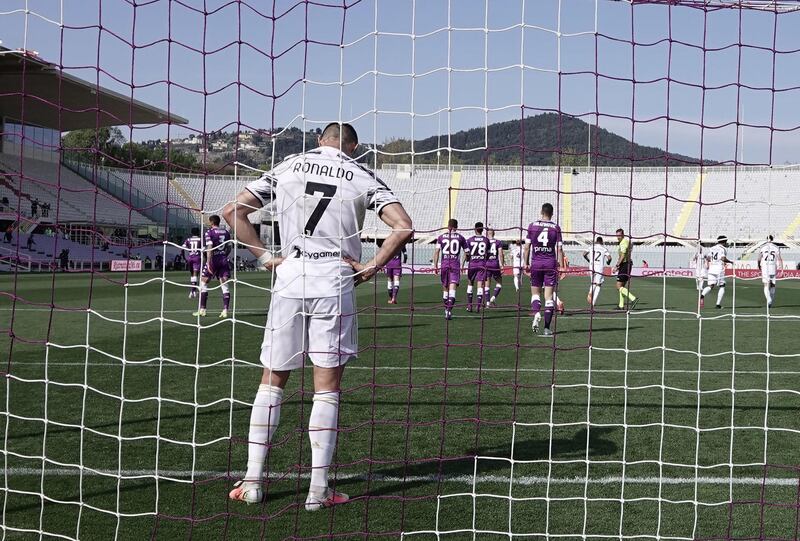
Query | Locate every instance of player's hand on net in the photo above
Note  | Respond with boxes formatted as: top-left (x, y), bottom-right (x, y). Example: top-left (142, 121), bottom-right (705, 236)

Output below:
top-left (261, 256), bottom-right (283, 271)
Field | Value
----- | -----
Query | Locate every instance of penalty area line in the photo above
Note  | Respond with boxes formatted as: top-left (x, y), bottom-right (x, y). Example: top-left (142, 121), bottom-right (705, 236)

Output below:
top-left (1, 468), bottom-right (796, 487)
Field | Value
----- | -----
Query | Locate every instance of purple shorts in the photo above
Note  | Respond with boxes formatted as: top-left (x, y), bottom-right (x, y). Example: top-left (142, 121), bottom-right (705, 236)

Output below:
top-left (530, 266), bottom-right (558, 288)
top-left (483, 265), bottom-right (502, 281)
top-left (440, 265), bottom-right (461, 287)
top-left (187, 256), bottom-right (201, 273)
top-left (385, 266), bottom-right (402, 279)
top-left (202, 261), bottom-right (231, 281)
top-left (467, 266), bottom-right (485, 283)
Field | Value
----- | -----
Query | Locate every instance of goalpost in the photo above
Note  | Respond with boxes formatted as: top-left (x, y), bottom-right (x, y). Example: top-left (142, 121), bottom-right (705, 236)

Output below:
top-left (2, 0), bottom-right (800, 539)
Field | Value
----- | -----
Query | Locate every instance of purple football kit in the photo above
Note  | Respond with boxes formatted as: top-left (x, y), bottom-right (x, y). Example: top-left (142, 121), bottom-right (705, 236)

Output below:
top-left (526, 219), bottom-right (562, 288)
top-left (202, 227), bottom-right (232, 280)
top-left (466, 235), bottom-right (488, 282)
top-left (384, 250), bottom-right (403, 279)
top-left (484, 238), bottom-right (503, 281)
top-left (183, 235), bottom-right (203, 272)
top-left (437, 232), bottom-right (467, 287)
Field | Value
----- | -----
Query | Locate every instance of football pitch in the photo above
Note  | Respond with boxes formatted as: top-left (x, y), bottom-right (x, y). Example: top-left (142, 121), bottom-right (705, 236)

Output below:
top-left (1, 271), bottom-right (799, 540)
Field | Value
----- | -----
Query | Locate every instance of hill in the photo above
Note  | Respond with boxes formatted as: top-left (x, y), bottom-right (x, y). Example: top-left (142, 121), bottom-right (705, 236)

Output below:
top-left (376, 113), bottom-right (716, 167)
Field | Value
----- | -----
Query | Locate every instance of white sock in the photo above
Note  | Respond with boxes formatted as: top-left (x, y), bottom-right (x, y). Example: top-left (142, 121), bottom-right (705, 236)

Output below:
top-left (716, 286), bottom-right (725, 306)
top-left (513, 275), bottom-right (519, 291)
top-left (308, 391), bottom-right (340, 492)
top-left (592, 286), bottom-right (601, 306)
top-left (466, 285), bottom-right (473, 296)
top-left (764, 284), bottom-right (772, 304)
top-left (769, 285), bottom-right (775, 303)
top-left (190, 276), bottom-right (197, 286)
top-left (701, 285), bottom-right (712, 298)
top-left (244, 384), bottom-right (283, 483)
top-left (442, 291), bottom-right (448, 301)
top-left (448, 288), bottom-right (456, 301)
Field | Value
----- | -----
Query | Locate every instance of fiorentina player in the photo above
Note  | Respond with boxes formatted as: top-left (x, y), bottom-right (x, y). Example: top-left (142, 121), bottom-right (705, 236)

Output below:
top-left (759, 235), bottom-right (783, 308)
top-left (701, 235), bottom-right (733, 309)
top-left (614, 228), bottom-right (638, 311)
top-left (523, 203), bottom-right (566, 336)
top-left (582, 236), bottom-right (611, 307)
top-left (465, 222), bottom-right (488, 313)
top-left (433, 218), bottom-right (467, 320)
top-left (384, 243), bottom-right (407, 304)
top-left (182, 227), bottom-right (203, 298)
top-left (510, 240), bottom-right (523, 291)
top-left (484, 226), bottom-right (504, 307)
top-left (223, 122), bottom-right (412, 509)
top-left (193, 215), bottom-right (232, 318)
top-left (691, 242), bottom-right (708, 294)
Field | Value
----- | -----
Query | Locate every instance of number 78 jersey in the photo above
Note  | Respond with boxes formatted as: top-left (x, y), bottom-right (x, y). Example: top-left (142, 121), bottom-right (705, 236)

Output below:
top-left (245, 145), bottom-right (398, 298)
top-left (526, 219), bottom-right (563, 269)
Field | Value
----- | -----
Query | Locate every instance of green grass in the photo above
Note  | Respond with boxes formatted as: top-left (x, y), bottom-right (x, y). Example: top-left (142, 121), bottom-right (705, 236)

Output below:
top-left (1, 271), bottom-right (799, 540)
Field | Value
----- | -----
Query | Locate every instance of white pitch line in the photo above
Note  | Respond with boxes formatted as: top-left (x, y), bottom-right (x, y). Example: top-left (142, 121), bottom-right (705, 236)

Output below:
top-left (2, 468), bottom-right (796, 486)
top-left (7, 360), bottom-right (800, 376)
top-left (2, 307), bottom-right (798, 322)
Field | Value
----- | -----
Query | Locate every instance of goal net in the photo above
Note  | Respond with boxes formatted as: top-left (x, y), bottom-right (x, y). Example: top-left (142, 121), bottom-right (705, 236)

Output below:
top-left (2, 0), bottom-right (800, 539)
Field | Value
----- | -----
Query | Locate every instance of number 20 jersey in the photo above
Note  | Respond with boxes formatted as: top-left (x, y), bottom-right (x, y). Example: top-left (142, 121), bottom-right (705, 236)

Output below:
top-left (245, 145), bottom-right (399, 298)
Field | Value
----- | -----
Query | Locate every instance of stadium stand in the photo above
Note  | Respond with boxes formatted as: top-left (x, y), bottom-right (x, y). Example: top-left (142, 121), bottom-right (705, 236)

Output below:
top-left (0, 154), bottom-right (153, 225)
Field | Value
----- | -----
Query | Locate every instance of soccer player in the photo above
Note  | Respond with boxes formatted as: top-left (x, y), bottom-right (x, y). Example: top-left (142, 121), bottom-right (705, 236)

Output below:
top-left (524, 203), bottom-right (565, 336)
top-left (384, 244), bottom-right (407, 304)
top-left (465, 222), bottom-right (489, 313)
top-left (182, 227), bottom-right (203, 298)
top-left (193, 215), bottom-right (232, 318)
top-left (614, 228), bottom-right (638, 311)
top-left (433, 218), bottom-right (467, 320)
top-left (583, 236), bottom-right (611, 307)
top-left (222, 122), bottom-right (412, 509)
top-left (484, 226), bottom-right (504, 307)
top-left (510, 240), bottom-right (523, 291)
top-left (759, 235), bottom-right (783, 308)
top-left (701, 235), bottom-right (733, 309)
top-left (691, 242), bottom-right (707, 293)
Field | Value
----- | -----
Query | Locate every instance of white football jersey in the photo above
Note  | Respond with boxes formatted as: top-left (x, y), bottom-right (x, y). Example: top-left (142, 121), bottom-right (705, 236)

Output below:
top-left (588, 244), bottom-right (609, 275)
top-left (246, 146), bottom-right (398, 298)
top-left (707, 244), bottom-right (728, 274)
top-left (759, 242), bottom-right (780, 274)
top-left (692, 247), bottom-right (706, 277)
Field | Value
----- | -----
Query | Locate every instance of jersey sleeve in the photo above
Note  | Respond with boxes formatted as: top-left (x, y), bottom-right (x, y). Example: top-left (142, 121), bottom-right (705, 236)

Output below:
top-left (460, 235), bottom-right (468, 249)
top-left (365, 174), bottom-right (399, 215)
top-left (525, 225), bottom-right (533, 244)
top-left (204, 231), bottom-right (214, 248)
top-left (245, 172), bottom-right (276, 207)
top-left (555, 226), bottom-right (563, 246)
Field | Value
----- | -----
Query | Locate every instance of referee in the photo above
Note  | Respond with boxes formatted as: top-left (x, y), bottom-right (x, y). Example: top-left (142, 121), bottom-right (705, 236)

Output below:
top-left (614, 228), bottom-right (638, 310)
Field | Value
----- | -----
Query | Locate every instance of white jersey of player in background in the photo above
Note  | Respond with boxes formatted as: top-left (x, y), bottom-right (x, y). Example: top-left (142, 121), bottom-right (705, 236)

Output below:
top-left (588, 244), bottom-right (609, 285)
top-left (511, 244), bottom-right (523, 275)
top-left (759, 242), bottom-right (780, 283)
top-left (691, 246), bottom-right (707, 290)
top-left (706, 244), bottom-right (728, 285)
top-left (245, 146), bottom-right (398, 299)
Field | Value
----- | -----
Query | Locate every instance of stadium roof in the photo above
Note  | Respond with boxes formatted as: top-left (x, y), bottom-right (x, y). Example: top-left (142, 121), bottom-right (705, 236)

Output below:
top-left (0, 47), bottom-right (188, 131)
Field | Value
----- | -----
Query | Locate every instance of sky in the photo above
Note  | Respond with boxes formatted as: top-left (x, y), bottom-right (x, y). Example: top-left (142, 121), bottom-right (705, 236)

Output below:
top-left (2, 0), bottom-right (800, 164)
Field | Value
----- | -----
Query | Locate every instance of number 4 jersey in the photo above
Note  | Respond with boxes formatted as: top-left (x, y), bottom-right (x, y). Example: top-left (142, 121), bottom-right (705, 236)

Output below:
top-left (245, 146), bottom-right (399, 298)
top-left (525, 219), bottom-right (563, 269)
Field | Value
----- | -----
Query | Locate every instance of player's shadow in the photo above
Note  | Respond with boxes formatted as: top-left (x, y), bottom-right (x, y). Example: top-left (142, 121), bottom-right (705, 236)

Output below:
top-left (360, 322), bottom-right (430, 330)
top-left (566, 325), bottom-right (643, 334)
top-left (353, 426), bottom-right (617, 497)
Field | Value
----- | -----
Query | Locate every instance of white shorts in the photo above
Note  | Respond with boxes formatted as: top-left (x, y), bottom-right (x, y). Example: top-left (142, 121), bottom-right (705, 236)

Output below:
top-left (707, 271), bottom-right (725, 286)
top-left (761, 271), bottom-right (776, 284)
top-left (590, 271), bottom-right (605, 286)
top-left (512, 265), bottom-right (522, 276)
top-left (260, 290), bottom-right (357, 371)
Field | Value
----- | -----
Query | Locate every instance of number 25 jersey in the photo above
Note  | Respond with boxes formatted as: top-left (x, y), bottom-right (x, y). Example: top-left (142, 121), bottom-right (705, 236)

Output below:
top-left (245, 145), bottom-right (399, 298)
